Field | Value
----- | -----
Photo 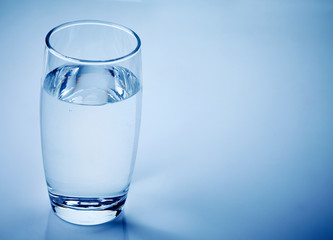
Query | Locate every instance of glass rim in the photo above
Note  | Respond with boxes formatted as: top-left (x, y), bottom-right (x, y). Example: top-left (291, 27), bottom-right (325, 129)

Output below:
top-left (45, 20), bottom-right (141, 64)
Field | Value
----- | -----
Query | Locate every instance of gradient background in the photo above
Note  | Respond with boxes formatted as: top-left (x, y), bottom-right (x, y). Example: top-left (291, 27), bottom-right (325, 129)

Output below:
top-left (0, 0), bottom-right (332, 239)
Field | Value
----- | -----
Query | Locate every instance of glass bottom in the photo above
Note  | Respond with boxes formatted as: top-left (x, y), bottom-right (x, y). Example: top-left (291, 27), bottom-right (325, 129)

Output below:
top-left (49, 192), bottom-right (127, 225)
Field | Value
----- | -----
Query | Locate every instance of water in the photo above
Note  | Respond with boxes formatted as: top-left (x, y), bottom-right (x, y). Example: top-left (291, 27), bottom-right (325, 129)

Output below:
top-left (40, 65), bottom-right (142, 199)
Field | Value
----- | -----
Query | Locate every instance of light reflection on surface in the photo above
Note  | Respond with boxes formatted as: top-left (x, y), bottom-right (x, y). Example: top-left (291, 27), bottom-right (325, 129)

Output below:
top-left (45, 211), bottom-right (129, 240)
top-left (45, 210), bottom-right (184, 240)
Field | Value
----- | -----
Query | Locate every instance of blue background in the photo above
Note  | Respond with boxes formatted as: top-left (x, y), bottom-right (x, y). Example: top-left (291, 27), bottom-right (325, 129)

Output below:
top-left (0, 0), bottom-right (332, 239)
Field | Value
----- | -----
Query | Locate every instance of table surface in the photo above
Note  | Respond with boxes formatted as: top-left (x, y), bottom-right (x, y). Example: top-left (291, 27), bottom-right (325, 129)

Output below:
top-left (0, 0), bottom-right (332, 239)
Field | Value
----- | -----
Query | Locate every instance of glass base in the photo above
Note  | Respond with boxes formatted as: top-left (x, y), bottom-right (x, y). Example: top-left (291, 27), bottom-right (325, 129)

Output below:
top-left (49, 192), bottom-right (127, 225)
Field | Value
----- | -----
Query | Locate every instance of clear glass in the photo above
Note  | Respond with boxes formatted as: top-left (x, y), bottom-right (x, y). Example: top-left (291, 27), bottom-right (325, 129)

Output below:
top-left (40, 20), bottom-right (142, 225)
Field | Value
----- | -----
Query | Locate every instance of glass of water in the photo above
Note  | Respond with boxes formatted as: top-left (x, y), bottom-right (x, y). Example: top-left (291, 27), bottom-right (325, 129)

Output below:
top-left (40, 20), bottom-right (142, 225)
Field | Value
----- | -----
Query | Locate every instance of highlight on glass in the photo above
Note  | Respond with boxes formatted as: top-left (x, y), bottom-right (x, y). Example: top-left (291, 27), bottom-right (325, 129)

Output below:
top-left (40, 20), bottom-right (142, 225)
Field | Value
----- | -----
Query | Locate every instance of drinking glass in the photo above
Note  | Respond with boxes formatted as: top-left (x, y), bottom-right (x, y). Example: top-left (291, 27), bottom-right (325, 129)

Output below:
top-left (40, 20), bottom-right (142, 225)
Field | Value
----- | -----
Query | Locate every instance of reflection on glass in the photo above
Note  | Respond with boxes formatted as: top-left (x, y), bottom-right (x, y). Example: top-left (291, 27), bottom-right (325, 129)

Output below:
top-left (45, 210), bottom-right (128, 240)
